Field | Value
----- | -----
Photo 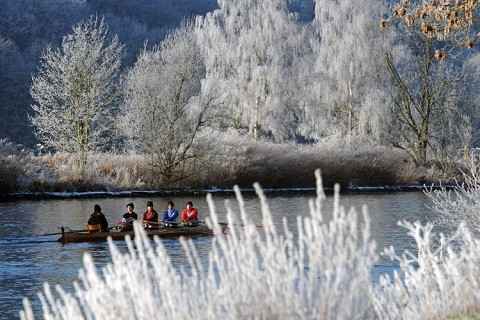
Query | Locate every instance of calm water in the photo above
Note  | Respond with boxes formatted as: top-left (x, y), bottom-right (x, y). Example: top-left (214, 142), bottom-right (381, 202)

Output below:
top-left (0, 192), bottom-right (442, 320)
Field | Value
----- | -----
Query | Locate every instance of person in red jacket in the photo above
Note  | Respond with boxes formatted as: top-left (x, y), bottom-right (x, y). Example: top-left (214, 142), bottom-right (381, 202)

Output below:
top-left (143, 200), bottom-right (158, 229)
top-left (181, 201), bottom-right (199, 225)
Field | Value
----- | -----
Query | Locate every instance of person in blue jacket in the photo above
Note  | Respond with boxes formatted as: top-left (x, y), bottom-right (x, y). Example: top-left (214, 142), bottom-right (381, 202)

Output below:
top-left (163, 201), bottom-right (179, 225)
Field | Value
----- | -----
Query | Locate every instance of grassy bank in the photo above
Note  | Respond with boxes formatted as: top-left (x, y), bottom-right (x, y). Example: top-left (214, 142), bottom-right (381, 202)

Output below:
top-left (0, 136), bottom-right (459, 194)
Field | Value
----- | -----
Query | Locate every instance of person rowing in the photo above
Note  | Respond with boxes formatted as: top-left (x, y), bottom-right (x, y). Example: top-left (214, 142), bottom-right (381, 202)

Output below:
top-left (181, 201), bottom-right (199, 226)
top-left (162, 201), bottom-right (179, 227)
top-left (87, 204), bottom-right (109, 233)
top-left (121, 202), bottom-right (138, 231)
top-left (143, 200), bottom-right (158, 229)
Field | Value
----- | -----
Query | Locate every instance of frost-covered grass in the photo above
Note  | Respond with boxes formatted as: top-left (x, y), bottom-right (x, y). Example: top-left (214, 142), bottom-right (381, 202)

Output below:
top-left (374, 156), bottom-right (480, 320)
top-left (426, 153), bottom-right (480, 231)
top-left (224, 137), bottom-right (417, 188)
top-left (374, 221), bottom-right (480, 320)
top-left (34, 152), bottom-right (148, 191)
top-left (1, 152), bottom-right (149, 193)
top-left (1, 134), bottom-right (445, 193)
top-left (19, 171), bottom-right (480, 320)
top-left (175, 133), bottom-right (425, 188)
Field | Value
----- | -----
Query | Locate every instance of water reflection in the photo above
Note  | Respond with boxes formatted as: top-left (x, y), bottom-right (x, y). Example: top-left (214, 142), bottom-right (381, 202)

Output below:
top-left (0, 192), bottom-right (439, 320)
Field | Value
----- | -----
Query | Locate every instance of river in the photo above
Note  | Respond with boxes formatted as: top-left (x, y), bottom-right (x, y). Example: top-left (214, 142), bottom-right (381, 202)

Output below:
top-left (0, 191), bottom-right (442, 320)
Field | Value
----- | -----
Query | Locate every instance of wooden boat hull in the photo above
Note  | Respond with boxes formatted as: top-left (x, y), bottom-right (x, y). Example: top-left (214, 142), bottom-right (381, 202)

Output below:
top-left (58, 225), bottom-right (221, 243)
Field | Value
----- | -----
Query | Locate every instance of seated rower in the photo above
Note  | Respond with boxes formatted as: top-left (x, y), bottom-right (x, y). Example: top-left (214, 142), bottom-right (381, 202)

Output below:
top-left (121, 202), bottom-right (138, 231)
top-left (162, 201), bottom-right (179, 226)
top-left (87, 204), bottom-right (108, 233)
top-left (181, 201), bottom-right (199, 226)
top-left (143, 200), bottom-right (158, 229)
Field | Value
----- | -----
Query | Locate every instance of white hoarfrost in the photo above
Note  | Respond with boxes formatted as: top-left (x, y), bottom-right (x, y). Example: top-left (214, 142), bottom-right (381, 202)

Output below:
top-left (304, 0), bottom-right (392, 141)
top-left (374, 162), bottom-right (480, 319)
top-left (426, 155), bottom-right (480, 231)
top-left (374, 221), bottom-right (480, 320)
top-left (122, 25), bottom-right (210, 181)
top-left (30, 16), bottom-right (122, 169)
top-left (195, 0), bottom-right (304, 140)
top-left (19, 171), bottom-right (480, 319)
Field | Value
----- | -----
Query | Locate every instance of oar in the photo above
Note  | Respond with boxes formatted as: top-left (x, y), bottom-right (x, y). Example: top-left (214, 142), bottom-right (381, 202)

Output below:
top-left (38, 228), bottom-right (89, 237)
top-left (158, 220), bottom-right (263, 229)
top-left (121, 219), bottom-right (264, 229)
top-left (213, 221), bottom-right (264, 229)
top-left (142, 220), bottom-right (185, 226)
top-left (38, 225), bottom-right (117, 237)
top-left (3, 239), bottom-right (61, 245)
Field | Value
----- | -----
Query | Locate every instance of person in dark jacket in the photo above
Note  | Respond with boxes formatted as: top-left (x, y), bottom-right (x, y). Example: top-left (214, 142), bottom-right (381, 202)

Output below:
top-left (143, 200), bottom-right (158, 229)
top-left (88, 204), bottom-right (109, 232)
top-left (121, 202), bottom-right (138, 231)
top-left (162, 201), bottom-right (179, 225)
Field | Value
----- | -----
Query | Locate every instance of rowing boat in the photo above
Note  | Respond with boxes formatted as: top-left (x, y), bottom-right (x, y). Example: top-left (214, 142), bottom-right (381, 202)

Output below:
top-left (58, 224), bottom-right (225, 244)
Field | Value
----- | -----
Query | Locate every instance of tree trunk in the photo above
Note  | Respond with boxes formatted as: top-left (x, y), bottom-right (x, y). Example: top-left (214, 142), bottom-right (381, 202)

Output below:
top-left (75, 119), bottom-right (89, 175)
top-left (416, 136), bottom-right (428, 166)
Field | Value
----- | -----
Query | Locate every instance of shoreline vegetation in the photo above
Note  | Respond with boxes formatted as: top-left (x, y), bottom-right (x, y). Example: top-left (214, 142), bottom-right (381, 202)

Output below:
top-left (0, 136), bottom-right (464, 200)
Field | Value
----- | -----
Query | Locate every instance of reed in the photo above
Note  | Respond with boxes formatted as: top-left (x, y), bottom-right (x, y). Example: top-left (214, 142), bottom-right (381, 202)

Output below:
top-left (373, 221), bottom-right (480, 320)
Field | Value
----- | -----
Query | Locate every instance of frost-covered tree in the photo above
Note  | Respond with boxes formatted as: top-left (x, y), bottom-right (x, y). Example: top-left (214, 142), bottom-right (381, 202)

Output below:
top-left (301, 0), bottom-right (392, 141)
top-left (196, 0), bottom-right (304, 141)
top-left (385, 46), bottom-right (460, 166)
top-left (30, 16), bottom-right (122, 172)
top-left (462, 52), bottom-right (480, 147)
top-left (379, 0), bottom-right (480, 166)
top-left (122, 26), bottom-right (211, 183)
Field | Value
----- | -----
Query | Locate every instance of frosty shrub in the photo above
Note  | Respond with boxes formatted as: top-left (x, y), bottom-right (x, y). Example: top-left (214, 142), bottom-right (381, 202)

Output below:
top-left (221, 136), bottom-right (415, 188)
top-left (425, 153), bottom-right (480, 231)
top-left (20, 171), bottom-right (378, 320)
top-left (374, 221), bottom-right (480, 320)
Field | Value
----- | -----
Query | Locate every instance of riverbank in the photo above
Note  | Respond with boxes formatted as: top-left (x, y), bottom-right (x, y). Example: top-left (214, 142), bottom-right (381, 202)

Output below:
top-left (0, 184), bottom-right (455, 201)
top-left (0, 136), bottom-right (461, 196)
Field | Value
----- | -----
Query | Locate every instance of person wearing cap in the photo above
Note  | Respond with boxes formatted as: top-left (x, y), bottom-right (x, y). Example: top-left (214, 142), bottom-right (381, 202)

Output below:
top-left (121, 202), bottom-right (138, 231)
top-left (87, 204), bottom-right (109, 232)
top-left (163, 201), bottom-right (179, 225)
top-left (180, 201), bottom-right (199, 225)
top-left (143, 200), bottom-right (158, 229)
